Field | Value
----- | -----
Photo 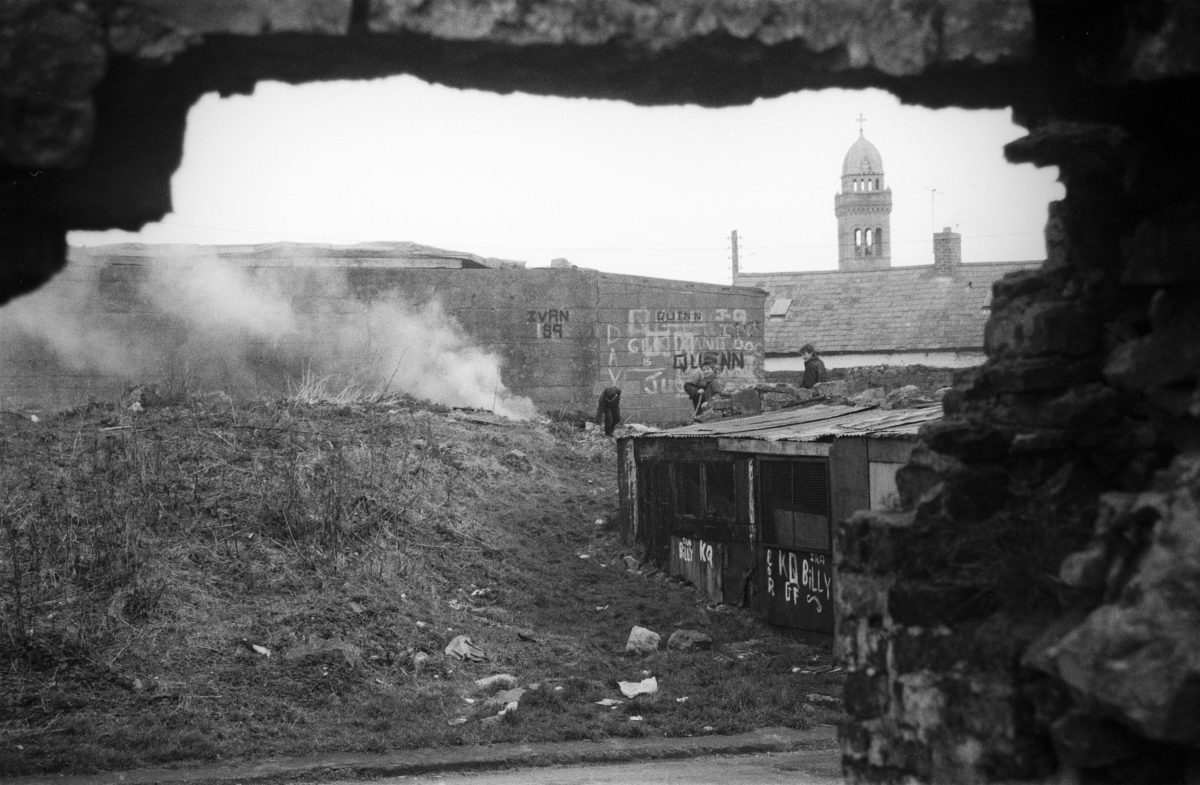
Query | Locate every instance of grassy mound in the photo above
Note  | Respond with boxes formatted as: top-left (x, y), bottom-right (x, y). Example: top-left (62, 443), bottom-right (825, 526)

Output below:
top-left (0, 393), bottom-right (842, 776)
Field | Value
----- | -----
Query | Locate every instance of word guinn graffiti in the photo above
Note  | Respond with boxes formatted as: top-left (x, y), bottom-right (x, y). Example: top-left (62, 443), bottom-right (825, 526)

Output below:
top-left (656, 310), bottom-right (703, 322)
top-left (673, 351), bottom-right (746, 371)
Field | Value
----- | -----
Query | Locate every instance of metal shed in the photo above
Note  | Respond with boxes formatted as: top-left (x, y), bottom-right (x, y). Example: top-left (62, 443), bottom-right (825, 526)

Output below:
top-left (617, 402), bottom-right (941, 634)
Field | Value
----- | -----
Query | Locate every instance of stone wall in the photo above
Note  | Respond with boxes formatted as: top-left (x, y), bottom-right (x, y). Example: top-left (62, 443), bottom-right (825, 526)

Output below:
top-left (596, 274), bottom-right (765, 424)
top-left (834, 6), bottom-right (1200, 781)
top-left (767, 365), bottom-right (960, 398)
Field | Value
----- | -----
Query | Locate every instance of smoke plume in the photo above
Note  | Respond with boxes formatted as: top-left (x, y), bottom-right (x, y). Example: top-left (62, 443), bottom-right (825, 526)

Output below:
top-left (0, 250), bottom-right (538, 420)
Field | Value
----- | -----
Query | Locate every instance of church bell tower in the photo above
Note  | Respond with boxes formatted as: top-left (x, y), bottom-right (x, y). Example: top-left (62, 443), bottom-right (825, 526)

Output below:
top-left (834, 117), bottom-right (892, 271)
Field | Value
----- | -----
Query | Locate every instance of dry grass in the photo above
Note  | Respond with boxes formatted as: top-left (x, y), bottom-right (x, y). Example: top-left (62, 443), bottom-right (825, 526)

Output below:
top-left (0, 391), bottom-right (842, 777)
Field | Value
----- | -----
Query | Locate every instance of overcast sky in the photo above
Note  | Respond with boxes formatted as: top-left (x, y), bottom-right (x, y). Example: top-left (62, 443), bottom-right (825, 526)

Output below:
top-left (69, 76), bottom-right (1064, 286)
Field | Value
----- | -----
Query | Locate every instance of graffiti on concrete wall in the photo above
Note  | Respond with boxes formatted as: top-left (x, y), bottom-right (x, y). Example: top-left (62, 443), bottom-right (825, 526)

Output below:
top-left (604, 308), bottom-right (762, 395)
top-left (677, 536), bottom-right (714, 566)
top-left (672, 535), bottom-right (722, 602)
top-left (528, 308), bottom-right (569, 339)
top-left (764, 548), bottom-right (831, 614)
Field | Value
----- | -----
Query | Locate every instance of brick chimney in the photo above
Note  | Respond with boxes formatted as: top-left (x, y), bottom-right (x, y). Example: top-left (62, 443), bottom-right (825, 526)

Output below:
top-left (933, 226), bottom-right (961, 274)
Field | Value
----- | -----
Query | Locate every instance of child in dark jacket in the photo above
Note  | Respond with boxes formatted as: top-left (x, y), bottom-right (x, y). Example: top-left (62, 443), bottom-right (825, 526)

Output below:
top-left (596, 386), bottom-right (622, 435)
top-left (800, 344), bottom-right (827, 389)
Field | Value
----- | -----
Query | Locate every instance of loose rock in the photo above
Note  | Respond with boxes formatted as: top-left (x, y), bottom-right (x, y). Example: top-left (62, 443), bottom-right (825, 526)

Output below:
top-left (667, 629), bottom-right (713, 651)
top-left (625, 626), bottom-right (661, 655)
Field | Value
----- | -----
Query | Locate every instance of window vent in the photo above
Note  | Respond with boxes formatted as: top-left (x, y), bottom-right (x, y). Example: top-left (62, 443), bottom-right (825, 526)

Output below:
top-left (759, 459), bottom-right (831, 551)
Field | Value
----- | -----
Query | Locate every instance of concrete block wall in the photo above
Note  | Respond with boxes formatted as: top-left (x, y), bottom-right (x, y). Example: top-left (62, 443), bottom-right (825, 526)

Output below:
top-left (594, 272), bottom-right (766, 424)
top-left (1, 254), bottom-right (765, 425)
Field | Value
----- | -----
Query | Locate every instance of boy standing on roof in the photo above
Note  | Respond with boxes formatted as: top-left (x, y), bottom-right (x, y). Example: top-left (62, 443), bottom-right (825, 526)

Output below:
top-left (800, 344), bottom-right (827, 389)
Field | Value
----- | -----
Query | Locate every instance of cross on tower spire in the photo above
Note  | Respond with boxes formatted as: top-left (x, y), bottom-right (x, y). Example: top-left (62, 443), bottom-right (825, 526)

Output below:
top-left (856, 113), bottom-right (867, 135)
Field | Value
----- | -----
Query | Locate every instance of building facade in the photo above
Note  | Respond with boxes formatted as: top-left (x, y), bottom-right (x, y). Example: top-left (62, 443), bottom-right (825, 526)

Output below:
top-left (737, 129), bottom-right (1042, 371)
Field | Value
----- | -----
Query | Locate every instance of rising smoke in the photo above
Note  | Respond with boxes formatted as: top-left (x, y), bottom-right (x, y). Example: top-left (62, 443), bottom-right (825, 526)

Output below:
top-left (0, 250), bottom-right (538, 420)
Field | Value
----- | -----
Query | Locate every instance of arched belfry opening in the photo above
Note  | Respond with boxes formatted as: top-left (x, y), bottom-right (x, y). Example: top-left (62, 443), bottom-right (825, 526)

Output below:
top-left (835, 119), bottom-right (892, 271)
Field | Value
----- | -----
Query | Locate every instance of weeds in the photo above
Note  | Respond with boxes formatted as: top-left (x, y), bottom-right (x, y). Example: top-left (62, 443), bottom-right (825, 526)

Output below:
top-left (0, 393), bottom-right (842, 777)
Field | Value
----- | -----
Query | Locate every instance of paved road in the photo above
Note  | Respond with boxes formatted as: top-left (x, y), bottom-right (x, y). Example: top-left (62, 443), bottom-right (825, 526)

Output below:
top-left (5, 727), bottom-right (839, 785)
top-left (316, 749), bottom-right (841, 785)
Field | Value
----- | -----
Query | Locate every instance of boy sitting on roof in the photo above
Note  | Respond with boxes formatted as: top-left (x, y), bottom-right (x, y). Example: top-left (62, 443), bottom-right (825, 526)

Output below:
top-left (684, 355), bottom-right (719, 414)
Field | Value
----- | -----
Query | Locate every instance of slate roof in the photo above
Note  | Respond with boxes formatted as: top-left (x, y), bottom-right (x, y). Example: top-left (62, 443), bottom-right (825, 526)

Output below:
top-left (736, 261), bottom-right (1041, 356)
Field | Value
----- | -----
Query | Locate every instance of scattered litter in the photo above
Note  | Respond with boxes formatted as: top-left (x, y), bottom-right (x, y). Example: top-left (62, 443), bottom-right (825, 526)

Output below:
top-left (578, 553), bottom-right (591, 559)
top-left (703, 726), bottom-right (715, 732)
top-left (594, 518), bottom-right (605, 526)
top-left (628, 716), bottom-right (644, 722)
top-left (595, 605), bottom-right (609, 611)
top-left (30, 415), bottom-right (39, 423)
top-left (474, 673), bottom-right (518, 692)
top-left (676, 696), bottom-right (690, 703)
top-left (412, 652), bottom-right (430, 671)
top-left (463, 697), bottom-right (476, 704)
top-left (348, 601), bottom-right (366, 614)
top-left (445, 635), bottom-right (488, 662)
top-left (416, 621), bottom-right (427, 628)
top-left (618, 676), bottom-right (658, 698)
top-left (240, 641), bottom-right (271, 658)
top-left (596, 698), bottom-right (623, 707)
top-left (554, 685), bottom-right (564, 692)
top-left (447, 717), bottom-right (468, 726)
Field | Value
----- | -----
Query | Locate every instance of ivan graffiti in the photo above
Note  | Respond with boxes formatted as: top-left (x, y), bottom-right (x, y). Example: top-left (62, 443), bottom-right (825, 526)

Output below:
top-left (528, 308), bottom-right (569, 338)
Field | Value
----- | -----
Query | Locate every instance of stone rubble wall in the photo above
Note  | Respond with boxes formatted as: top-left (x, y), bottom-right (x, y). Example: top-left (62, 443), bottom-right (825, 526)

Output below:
top-left (834, 5), bottom-right (1200, 780)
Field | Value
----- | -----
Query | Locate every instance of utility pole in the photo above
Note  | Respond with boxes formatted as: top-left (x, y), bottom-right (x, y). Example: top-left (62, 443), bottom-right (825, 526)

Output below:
top-left (730, 229), bottom-right (739, 283)
top-left (927, 188), bottom-right (943, 236)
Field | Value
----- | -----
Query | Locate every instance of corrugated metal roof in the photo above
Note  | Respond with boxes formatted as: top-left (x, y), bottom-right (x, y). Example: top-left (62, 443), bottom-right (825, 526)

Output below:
top-left (638, 402), bottom-right (940, 442)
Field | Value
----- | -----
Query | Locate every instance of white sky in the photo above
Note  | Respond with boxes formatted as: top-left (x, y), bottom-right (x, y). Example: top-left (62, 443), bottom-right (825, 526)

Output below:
top-left (70, 76), bottom-right (1064, 286)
